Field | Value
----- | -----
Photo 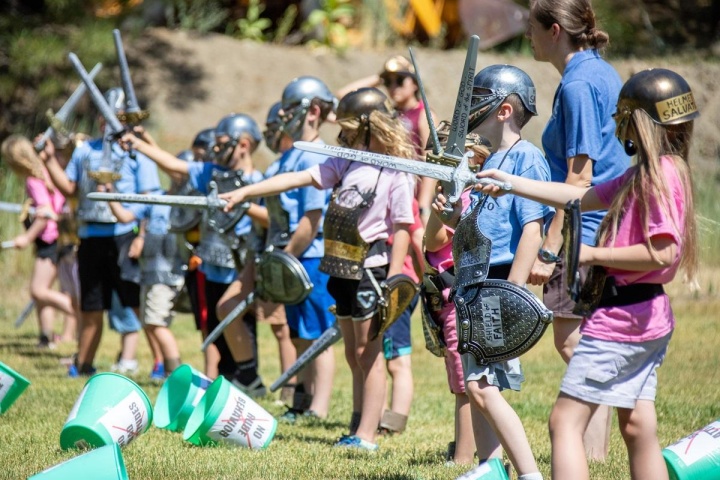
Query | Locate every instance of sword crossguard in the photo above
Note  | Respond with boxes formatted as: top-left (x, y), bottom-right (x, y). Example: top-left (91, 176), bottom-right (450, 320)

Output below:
top-left (117, 110), bottom-right (150, 125)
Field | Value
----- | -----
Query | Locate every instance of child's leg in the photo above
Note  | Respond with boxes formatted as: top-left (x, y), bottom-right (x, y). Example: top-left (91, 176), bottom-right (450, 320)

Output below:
top-left (381, 300), bottom-right (415, 432)
top-left (467, 379), bottom-right (535, 471)
top-left (618, 400), bottom-right (667, 480)
top-left (549, 393), bottom-right (595, 480)
top-left (453, 393), bottom-right (478, 464)
top-left (338, 317), bottom-right (362, 429)
top-left (353, 318), bottom-right (386, 444)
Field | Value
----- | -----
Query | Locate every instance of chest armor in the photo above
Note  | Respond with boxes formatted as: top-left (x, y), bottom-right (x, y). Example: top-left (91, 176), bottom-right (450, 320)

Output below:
top-left (451, 200), bottom-right (492, 291)
top-left (265, 194), bottom-right (291, 248)
top-left (194, 218), bottom-right (237, 270)
top-left (76, 149), bottom-right (122, 223)
top-left (206, 170), bottom-right (249, 235)
top-left (319, 186), bottom-right (373, 281)
top-left (141, 232), bottom-right (184, 286)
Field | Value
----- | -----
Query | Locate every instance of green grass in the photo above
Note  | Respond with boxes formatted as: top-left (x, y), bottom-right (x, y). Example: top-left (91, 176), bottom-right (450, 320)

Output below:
top-left (1, 281), bottom-right (719, 479)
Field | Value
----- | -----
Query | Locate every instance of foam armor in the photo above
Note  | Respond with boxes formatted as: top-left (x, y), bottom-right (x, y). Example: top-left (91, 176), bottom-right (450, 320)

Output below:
top-left (141, 232), bottom-right (184, 286)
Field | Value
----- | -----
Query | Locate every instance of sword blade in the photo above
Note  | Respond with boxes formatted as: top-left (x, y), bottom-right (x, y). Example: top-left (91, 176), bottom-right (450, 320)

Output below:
top-left (293, 142), bottom-right (454, 182)
top-left (201, 292), bottom-right (256, 352)
top-left (446, 35), bottom-right (479, 159)
top-left (269, 325), bottom-right (342, 392)
top-left (408, 47), bottom-right (441, 156)
top-left (1, 240), bottom-right (16, 249)
top-left (0, 201), bottom-right (24, 214)
top-left (113, 29), bottom-right (141, 114)
top-left (14, 300), bottom-right (35, 328)
top-left (68, 53), bottom-right (125, 133)
top-left (87, 192), bottom-right (227, 209)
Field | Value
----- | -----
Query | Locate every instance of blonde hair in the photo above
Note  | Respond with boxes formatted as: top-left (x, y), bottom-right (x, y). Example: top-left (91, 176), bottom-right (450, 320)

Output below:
top-left (338, 110), bottom-right (416, 159)
top-left (530, 0), bottom-right (610, 50)
top-left (598, 111), bottom-right (698, 282)
top-left (1, 134), bottom-right (48, 182)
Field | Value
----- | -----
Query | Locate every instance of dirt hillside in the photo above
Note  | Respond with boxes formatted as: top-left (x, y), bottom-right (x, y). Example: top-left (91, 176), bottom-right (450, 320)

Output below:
top-left (133, 28), bottom-right (720, 173)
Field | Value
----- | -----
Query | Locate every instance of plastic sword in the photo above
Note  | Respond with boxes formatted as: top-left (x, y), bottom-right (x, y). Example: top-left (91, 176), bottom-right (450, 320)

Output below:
top-left (113, 29), bottom-right (149, 126)
top-left (34, 63), bottom-right (103, 152)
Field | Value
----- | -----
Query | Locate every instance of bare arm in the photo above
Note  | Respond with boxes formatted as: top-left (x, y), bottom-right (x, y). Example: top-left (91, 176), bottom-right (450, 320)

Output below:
top-left (245, 204), bottom-right (269, 229)
top-left (285, 209), bottom-right (322, 258)
top-left (582, 235), bottom-right (677, 272)
top-left (219, 171), bottom-right (315, 212)
top-left (13, 217), bottom-right (48, 249)
top-left (39, 140), bottom-right (76, 197)
top-left (336, 74), bottom-right (382, 101)
top-left (388, 224), bottom-right (411, 278)
top-left (120, 133), bottom-right (189, 177)
top-left (424, 205), bottom-right (452, 252)
top-left (506, 219), bottom-right (543, 285)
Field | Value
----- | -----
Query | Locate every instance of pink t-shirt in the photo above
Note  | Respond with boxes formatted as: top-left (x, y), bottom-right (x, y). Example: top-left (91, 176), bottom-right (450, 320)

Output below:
top-left (308, 157), bottom-right (415, 267)
top-left (582, 156), bottom-right (686, 342)
top-left (25, 170), bottom-right (65, 244)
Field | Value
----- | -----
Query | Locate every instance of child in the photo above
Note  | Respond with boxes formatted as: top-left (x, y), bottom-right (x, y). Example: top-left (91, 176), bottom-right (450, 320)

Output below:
top-left (423, 127), bottom-right (492, 464)
top-left (433, 65), bottom-right (550, 480)
top-left (220, 87), bottom-right (415, 451)
top-left (476, 68), bottom-right (698, 480)
top-left (119, 114), bottom-right (267, 390)
top-left (1, 135), bottom-right (76, 348)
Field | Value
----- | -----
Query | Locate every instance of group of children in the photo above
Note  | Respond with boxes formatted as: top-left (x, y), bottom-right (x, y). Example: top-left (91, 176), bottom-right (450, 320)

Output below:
top-left (1, 4), bottom-right (701, 477)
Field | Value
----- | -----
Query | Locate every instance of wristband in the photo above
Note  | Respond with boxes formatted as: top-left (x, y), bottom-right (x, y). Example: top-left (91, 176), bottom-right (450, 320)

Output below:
top-left (538, 248), bottom-right (561, 263)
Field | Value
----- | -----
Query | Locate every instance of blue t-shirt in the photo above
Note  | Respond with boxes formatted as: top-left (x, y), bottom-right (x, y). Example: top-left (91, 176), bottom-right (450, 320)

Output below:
top-left (125, 192), bottom-right (172, 235)
top-left (468, 140), bottom-right (553, 266)
top-left (541, 49), bottom-right (629, 245)
top-left (66, 138), bottom-right (161, 238)
top-left (186, 162), bottom-right (264, 284)
top-left (264, 145), bottom-right (331, 259)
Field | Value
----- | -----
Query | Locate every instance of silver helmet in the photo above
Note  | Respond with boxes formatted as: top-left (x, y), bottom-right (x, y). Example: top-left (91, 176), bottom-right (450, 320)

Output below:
top-left (104, 87), bottom-right (126, 114)
top-left (192, 128), bottom-right (215, 162)
top-left (264, 102), bottom-right (284, 154)
top-left (213, 113), bottom-right (262, 165)
top-left (280, 76), bottom-right (335, 141)
top-left (468, 65), bottom-right (537, 132)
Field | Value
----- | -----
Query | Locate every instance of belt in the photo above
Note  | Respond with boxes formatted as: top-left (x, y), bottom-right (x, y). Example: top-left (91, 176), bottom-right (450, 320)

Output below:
top-left (597, 277), bottom-right (665, 308)
top-left (426, 263), bottom-right (511, 292)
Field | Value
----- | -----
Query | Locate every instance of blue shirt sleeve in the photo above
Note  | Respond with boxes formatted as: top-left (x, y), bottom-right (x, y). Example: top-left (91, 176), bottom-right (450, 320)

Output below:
top-left (512, 151), bottom-right (553, 227)
top-left (559, 80), bottom-right (605, 161)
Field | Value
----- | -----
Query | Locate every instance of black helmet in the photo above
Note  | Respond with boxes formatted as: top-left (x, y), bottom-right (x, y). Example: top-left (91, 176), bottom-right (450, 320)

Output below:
top-left (614, 68), bottom-right (699, 141)
top-left (336, 88), bottom-right (394, 124)
top-left (468, 65), bottom-right (537, 132)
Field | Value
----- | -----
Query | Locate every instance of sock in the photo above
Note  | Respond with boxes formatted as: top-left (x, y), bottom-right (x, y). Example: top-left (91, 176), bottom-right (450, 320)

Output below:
top-left (234, 359), bottom-right (259, 386)
top-left (518, 473), bottom-right (543, 480)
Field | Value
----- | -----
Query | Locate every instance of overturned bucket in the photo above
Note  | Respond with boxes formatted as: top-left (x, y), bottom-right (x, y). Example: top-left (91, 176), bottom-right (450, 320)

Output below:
top-left (182, 376), bottom-right (277, 449)
top-left (0, 361), bottom-right (31, 414)
top-left (663, 419), bottom-right (720, 480)
top-left (154, 363), bottom-right (212, 432)
top-left (60, 372), bottom-right (153, 450)
top-left (28, 443), bottom-right (128, 480)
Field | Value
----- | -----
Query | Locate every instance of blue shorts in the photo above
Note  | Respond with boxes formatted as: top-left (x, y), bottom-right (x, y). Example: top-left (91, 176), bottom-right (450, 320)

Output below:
top-left (383, 294), bottom-right (418, 360)
top-left (107, 290), bottom-right (141, 334)
top-left (286, 257), bottom-right (335, 340)
top-left (560, 332), bottom-right (671, 409)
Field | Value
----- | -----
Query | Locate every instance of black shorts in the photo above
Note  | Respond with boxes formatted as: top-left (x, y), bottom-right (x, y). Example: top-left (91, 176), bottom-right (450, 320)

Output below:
top-left (327, 266), bottom-right (388, 321)
top-left (77, 232), bottom-right (140, 312)
top-left (34, 239), bottom-right (59, 264)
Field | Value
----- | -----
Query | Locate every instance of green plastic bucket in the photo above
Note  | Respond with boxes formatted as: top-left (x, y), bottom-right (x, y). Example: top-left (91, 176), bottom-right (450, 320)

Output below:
top-left (60, 372), bottom-right (153, 450)
top-left (0, 361), bottom-right (31, 414)
top-left (455, 459), bottom-right (509, 480)
top-left (154, 363), bottom-right (212, 432)
top-left (663, 419), bottom-right (720, 480)
top-left (182, 376), bottom-right (277, 449)
top-left (28, 443), bottom-right (128, 480)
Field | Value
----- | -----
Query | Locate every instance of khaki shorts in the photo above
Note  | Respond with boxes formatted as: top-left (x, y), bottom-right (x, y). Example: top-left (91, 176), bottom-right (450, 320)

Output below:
top-left (141, 283), bottom-right (182, 327)
top-left (255, 298), bottom-right (287, 325)
top-left (543, 253), bottom-right (589, 320)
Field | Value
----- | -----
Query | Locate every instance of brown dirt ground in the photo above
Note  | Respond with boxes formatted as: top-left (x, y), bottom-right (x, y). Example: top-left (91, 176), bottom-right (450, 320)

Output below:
top-left (134, 28), bottom-right (720, 174)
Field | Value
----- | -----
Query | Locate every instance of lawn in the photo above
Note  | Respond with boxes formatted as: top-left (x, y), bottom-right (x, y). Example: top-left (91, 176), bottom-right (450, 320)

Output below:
top-left (0, 272), bottom-right (718, 479)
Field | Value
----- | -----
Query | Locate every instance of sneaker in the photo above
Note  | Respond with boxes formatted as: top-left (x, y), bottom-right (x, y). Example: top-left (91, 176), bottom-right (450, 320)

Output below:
top-left (333, 435), bottom-right (378, 452)
top-left (68, 364), bottom-right (96, 378)
top-left (111, 359), bottom-right (139, 375)
top-left (278, 408), bottom-right (302, 424)
top-left (150, 362), bottom-right (165, 381)
top-left (37, 334), bottom-right (56, 350)
top-left (231, 376), bottom-right (267, 398)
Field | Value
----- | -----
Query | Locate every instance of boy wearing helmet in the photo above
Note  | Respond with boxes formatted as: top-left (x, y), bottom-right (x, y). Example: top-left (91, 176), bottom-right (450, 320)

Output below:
top-left (41, 87), bottom-right (161, 377)
top-left (477, 68), bottom-right (699, 480)
top-left (430, 65), bottom-right (551, 479)
top-left (119, 114), bottom-right (267, 392)
top-left (220, 88), bottom-right (416, 451)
